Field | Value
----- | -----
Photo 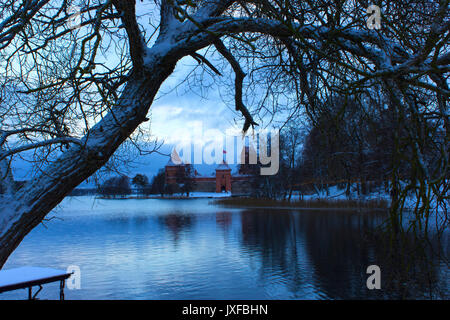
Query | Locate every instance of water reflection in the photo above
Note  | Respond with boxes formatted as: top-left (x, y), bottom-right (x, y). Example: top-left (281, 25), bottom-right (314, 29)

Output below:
top-left (158, 213), bottom-right (195, 244)
top-left (240, 211), bottom-right (307, 298)
top-left (216, 212), bottom-right (232, 231)
top-left (239, 209), bottom-right (449, 299)
top-left (0, 197), bottom-right (448, 300)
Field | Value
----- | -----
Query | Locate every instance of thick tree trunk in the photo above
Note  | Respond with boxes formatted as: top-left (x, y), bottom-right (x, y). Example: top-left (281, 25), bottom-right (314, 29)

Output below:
top-left (0, 58), bottom-right (177, 268)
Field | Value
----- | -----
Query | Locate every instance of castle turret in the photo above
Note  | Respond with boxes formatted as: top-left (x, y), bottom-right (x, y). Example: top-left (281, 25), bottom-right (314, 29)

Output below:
top-left (165, 149), bottom-right (185, 185)
top-left (215, 161), bottom-right (231, 193)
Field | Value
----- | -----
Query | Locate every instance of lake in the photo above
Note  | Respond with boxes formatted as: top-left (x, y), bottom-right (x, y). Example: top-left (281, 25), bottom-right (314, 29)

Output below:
top-left (1, 197), bottom-right (448, 299)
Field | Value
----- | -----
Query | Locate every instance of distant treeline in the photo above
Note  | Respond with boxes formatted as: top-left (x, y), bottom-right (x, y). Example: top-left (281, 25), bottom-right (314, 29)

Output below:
top-left (242, 94), bottom-right (448, 201)
top-left (85, 172), bottom-right (167, 198)
top-left (69, 188), bottom-right (98, 196)
top-left (66, 168), bottom-right (196, 198)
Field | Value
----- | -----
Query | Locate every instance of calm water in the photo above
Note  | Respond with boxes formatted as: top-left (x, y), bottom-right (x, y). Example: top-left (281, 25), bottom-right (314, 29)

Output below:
top-left (1, 197), bottom-right (448, 300)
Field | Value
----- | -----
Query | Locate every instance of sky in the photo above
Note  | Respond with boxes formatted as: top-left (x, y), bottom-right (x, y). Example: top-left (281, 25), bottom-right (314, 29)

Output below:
top-left (10, 1), bottom-right (289, 186)
top-left (11, 57), bottom-right (248, 184)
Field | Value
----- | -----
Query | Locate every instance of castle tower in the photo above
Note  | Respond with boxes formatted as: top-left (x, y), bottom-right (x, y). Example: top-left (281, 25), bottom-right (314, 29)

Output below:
top-left (165, 149), bottom-right (185, 185)
top-left (215, 161), bottom-right (232, 193)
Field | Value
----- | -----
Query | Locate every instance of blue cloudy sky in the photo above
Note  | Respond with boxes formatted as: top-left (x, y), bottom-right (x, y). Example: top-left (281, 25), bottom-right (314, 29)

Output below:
top-left (12, 2), bottom-right (290, 184)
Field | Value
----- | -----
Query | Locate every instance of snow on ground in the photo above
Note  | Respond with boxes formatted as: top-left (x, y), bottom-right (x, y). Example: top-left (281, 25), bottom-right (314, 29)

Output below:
top-left (73, 181), bottom-right (446, 212)
top-left (289, 185), bottom-right (389, 201)
top-left (289, 183), bottom-right (447, 213)
top-left (171, 192), bottom-right (232, 198)
top-left (98, 192), bottom-right (233, 199)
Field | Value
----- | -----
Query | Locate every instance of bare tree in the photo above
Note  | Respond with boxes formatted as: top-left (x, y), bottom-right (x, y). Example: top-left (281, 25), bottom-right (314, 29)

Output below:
top-left (0, 0), bottom-right (448, 267)
top-left (150, 169), bottom-right (166, 197)
top-left (98, 175), bottom-right (131, 198)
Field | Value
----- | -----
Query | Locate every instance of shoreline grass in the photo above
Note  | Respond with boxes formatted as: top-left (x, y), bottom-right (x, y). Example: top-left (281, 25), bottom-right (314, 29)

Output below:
top-left (213, 197), bottom-right (389, 210)
top-left (92, 195), bottom-right (390, 210)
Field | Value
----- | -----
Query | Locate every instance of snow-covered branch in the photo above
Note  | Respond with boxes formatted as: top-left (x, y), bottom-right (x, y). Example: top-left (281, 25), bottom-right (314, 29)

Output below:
top-left (0, 153), bottom-right (14, 195)
top-left (112, 0), bottom-right (146, 71)
top-left (0, 0), bottom-right (51, 50)
top-left (0, 137), bottom-right (83, 161)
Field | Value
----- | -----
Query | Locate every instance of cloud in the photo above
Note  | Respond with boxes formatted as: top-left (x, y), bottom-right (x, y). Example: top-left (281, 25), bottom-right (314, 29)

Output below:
top-left (149, 88), bottom-right (239, 146)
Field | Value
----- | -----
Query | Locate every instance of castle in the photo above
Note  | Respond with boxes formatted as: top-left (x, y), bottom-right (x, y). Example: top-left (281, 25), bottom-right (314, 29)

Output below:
top-left (164, 149), bottom-right (254, 194)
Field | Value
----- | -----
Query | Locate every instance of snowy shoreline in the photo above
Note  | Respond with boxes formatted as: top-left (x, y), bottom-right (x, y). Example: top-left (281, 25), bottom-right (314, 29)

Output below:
top-left (69, 183), bottom-right (446, 213)
top-left (94, 191), bottom-right (233, 200)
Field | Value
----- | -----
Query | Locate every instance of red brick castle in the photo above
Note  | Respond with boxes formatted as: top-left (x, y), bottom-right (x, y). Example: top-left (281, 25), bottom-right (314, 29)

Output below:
top-left (165, 149), bottom-right (253, 194)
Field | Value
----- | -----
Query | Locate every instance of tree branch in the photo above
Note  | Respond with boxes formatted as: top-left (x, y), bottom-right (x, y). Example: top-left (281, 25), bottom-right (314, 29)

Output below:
top-left (214, 39), bottom-right (258, 132)
top-left (111, 0), bottom-right (146, 72)
top-left (190, 52), bottom-right (222, 76)
top-left (0, 137), bottom-right (83, 161)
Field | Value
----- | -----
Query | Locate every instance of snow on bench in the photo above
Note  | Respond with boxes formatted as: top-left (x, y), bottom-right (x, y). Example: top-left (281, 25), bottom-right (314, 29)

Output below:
top-left (0, 266), bottom-right (72, 300)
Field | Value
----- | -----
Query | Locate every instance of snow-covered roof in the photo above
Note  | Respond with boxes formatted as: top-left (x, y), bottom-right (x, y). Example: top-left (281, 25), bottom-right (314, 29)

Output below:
top-left (166, 148), bottom-right (183, 166)
top-left (216, 161), bottom-right (231, 171)
top-left (166, 158), bottom-right (183, 166)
